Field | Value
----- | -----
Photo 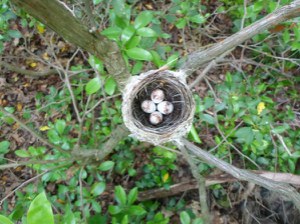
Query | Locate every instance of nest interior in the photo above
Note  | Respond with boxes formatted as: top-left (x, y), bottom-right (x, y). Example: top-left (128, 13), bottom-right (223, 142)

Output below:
top-left (131, 72), bottom-right (193, 135)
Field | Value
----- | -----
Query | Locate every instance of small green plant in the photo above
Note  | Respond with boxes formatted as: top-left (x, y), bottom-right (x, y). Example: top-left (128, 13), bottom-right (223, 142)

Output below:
top-left (109, 186), bottom-right (146, 223)
top-left (0, 140), bottom-right (10, 164)
top-left (0, 0), bottom-right (23, 53)
top-left (0, 191), bottom-right (54, 224)
top-left (136, 146), bottom-right (176, 189)
top-left (180, 211), bottom-right (204, 224)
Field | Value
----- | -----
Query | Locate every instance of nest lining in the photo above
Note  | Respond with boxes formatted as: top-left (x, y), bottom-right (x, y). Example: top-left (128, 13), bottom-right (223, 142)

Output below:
top-left (132, 76), bottom-right (190, 133)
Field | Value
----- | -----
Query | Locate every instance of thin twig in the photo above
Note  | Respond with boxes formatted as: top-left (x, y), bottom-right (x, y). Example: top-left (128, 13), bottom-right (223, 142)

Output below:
top-left (83, 0), bottom-right (97, 29)
top-left (0, 158), bottom-right (69, 170)
top-left (240, 0), bottom-right (248, 29)
top-left (64, 48), bottom-right (82, 123)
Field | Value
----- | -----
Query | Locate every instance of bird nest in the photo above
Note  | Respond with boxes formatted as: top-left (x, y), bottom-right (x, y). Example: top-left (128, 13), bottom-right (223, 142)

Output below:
top-left (122, 70), bottom-right (195, 145)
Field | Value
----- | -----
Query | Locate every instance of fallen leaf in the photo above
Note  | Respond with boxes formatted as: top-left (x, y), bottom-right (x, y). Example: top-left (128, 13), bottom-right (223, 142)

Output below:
top-left (37, 24), bottom-right (45, 34)
top-left (29, 62), bottom-right (37, 68)
top-left (16, 102), bottom-right (23, 112)
top-left (162, 173), bottom-right (169, 183)
top-left (40, 126), bottom-right (50, 131)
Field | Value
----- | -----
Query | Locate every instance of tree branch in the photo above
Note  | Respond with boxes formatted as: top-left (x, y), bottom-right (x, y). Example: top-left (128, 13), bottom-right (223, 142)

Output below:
top-left (138, 171), bottom-right (300, 201)
top-left (181, 0), bottom-right (300, 74)
top-left (11, 0), bottom-right (130, 88)
top-left (72, 124), bottom-right (130, 160)
top-left (0, 60), bottom-right (57, 77)
top-left (182, 138), bottom-right (300, 211)
top-left (176, 142), bottom-right (211, 223)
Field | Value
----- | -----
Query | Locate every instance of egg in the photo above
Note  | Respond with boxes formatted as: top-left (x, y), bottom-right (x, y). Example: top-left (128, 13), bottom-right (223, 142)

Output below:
top-left (141, 100), bottom-right (156, 113)
top-left (149, 111), bottom-right (163, 125)
top-left (151, 89), bottom-right (165, 104)
top-left (157, 101), bottom-right (174, 115)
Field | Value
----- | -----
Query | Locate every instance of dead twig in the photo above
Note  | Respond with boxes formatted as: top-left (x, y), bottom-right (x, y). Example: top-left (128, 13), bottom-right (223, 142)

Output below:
top-left (138, 171), bottom-right (300, 201)
top-left (0, 60), bottom-right (57, 77)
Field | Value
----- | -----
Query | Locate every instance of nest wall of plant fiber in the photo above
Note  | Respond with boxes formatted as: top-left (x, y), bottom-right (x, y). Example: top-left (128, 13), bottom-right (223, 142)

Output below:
top-left (122, 70), bottom-right (195, 145)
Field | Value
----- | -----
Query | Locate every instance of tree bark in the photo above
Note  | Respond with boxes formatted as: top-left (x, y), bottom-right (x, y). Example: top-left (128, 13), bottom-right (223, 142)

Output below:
top-left (181, 0), bottom-right (300, 74)
top-left (11, 0), bottom-right (130, 89)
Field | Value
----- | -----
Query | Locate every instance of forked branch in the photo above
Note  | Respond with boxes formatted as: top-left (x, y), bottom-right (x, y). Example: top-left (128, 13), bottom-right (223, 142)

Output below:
top-left (182, 138), bottom-right (300, 211)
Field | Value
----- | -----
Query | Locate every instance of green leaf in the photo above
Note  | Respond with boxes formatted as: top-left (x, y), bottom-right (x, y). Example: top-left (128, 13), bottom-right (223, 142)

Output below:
top-left (91, 182), bottom-right (106, 196)
top-left (291, 41), bottom-right (300, 51)
top-left (121, 215), bottom-right (129, 224)
top-left (112, 0), bottom-right (126, 18)
top-left (131, 61), bottom-right (143, 74)
top-left (175, 18), bottom-right (186, 29)
top-left (0, 215), bottom-right (13, 224)
top-left (126, 48), bottom-right (153, 61)
top-left (55, 119), bottom-right (66, 135)
top-left (189, 125), bottom-right (202, 144)
top-left (271, 124), bottom-right (289, 134)
top-left (166, 54), bottom-right (178, 68)
top-left (225, 72), bottom-right (232, 83)
top-left (101, 27), bottom-right (122, 40)
top-left (108, 205), bottom-right (122, 215)
top-left (128, 205), bottom-right (146, 216)
top-left (15, 149), bottom-right (30, 158)
top-left (88, 56), bottom-right (104, 73)
top-left (27, 192), bottom-right (54, 224)
top-left (137, 27), bottom-right (157, 37)
top-left (189, 14), bottom-right (206, 24)
top-left (180, 211), bottom-right (191, 224)
top-left (104, 77), bottom-right (117, 96)
top-left (282, 29), bottom-right (290, 44)
top-left (134, 11), bottom-right (153, 29)
top-left (288, 159), bottom-right (296, 173)
top-left (7, 29), bottom-right (22, 38)
top-left (151, 51), bottom-right (164, 67)
top-left (85, 77), bottom-right (101, 95)
top-left (235, 127), bottom-right (254, 145)
top-left (0, 141), bottom-right (10, 154)
top-left (121, 25), bottom-right (136, 43)
top-left (200, 113), bottom-right (215, 124)
top-left (47, 129), bottom-right (61, 144)
top-left (99, 161), bottom-right (115, 171)
top-left (256, 157), bottom-right (270, 166)
top-left (192, 218), bottom-right (204, 224)
top-left (93, 0), bottom-right (102, 5)
top-left (125, 36), bottom-right (141, 49)
top-left (127, 187), bottom-right (138, 205)
top-left (115, 186), bottom-right (127, 206)
top-left (0, 41), bottom-right (3, 53)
